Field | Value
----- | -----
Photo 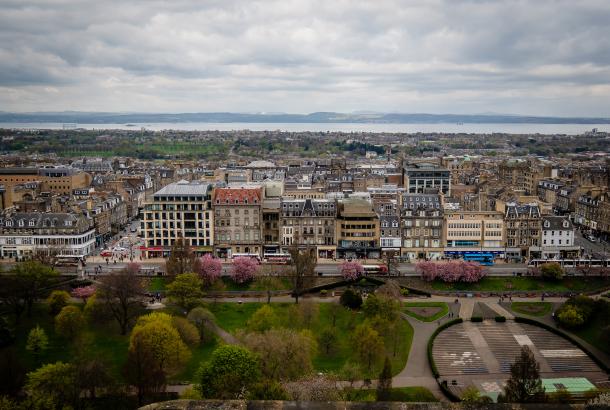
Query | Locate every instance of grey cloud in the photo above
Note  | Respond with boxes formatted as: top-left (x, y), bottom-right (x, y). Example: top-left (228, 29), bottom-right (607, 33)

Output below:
top-left (0, 0), bottom-right (609, 115)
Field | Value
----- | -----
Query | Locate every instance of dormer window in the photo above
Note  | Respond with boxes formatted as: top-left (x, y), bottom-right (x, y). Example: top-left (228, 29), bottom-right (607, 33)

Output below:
top-left (18, 220), bottom-right (24, 227)
top-left (544, 221), bottom-right (550, 228)
top-left (6, 220), bottom-right (13, 227)
top-left (563, 221), bottom-right (569, 228)
top-left (64, 220), bottom-right (72, 227)
top-left (29, 219), bottom-right (35, 227)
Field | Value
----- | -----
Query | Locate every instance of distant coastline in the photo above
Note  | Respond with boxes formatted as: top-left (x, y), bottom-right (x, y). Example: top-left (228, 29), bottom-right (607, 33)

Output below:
top-left (0, 111), bottom-right (609, 125)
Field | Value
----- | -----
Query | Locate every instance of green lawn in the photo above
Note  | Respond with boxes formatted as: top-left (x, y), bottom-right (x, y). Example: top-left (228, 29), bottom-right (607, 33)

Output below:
top-left (430, 277), bottom-right (609, 292)
top-left (148, 277), bottom-right (166, 292)
top-left (219, 276), bottom-right (292, 292)
top-left (208, 302), bottom-right (413, 378)
top-left (346, 387), bottom-right (438, 402)
top-left (403, 302), bottom-right (449, 322)
top-left (511, 302), bottom-right (553, 317)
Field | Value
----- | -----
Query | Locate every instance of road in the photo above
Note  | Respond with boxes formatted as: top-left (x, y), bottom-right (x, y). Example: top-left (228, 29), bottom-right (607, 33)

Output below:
top-left (575, 229), bottom-right (609, 258)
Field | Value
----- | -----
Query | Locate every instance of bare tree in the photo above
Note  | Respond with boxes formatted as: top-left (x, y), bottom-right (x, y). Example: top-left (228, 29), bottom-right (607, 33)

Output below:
top-left (287, 244), bottom-right (316, 304)
top-left (166, 237), bottom-right (198, 277)
top-left (97, 265), bottom-right (145, 335)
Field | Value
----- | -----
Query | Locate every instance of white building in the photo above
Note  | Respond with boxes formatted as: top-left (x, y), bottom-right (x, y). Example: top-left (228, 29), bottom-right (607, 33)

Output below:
top-left (532, 216), bottom-right (580, 259)
top-left (0, 212), bottom-right (95, 261)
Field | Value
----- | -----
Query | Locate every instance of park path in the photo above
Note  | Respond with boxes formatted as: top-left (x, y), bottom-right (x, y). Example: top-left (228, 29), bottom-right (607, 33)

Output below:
top-left (484, 301), bottom-right (515, 319)
top-left (459, 298), bottom-right (475, 319)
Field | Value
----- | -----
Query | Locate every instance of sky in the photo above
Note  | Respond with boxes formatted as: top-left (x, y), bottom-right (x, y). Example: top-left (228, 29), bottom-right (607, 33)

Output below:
top-left (1, 0), bottom-right (610, 116)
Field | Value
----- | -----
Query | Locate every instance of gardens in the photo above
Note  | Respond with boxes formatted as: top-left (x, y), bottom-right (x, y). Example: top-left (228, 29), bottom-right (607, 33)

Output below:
top-left (510, 302), bottom-right (553, 317)
top-left (0, 248), bottom-right (429, 408)
top-left (403, 302), bottom-right (449, 322)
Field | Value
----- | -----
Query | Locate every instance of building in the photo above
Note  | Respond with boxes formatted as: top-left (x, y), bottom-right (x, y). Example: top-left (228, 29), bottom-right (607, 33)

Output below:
top-left (0, 167), bottom-right (92, 207)
top-left (380, 215), bottom-right (401, 256)
top-left (400, 194), bottom-right (443, 260)
top-left (0, 211), bottom-right (95, 261)
top-left (403, 163), bottom-right (451, 195)
top-left (280, 198), bottom-right (337, 259)
top-left (504, 203), bottom-right (541, 261)
top-left (212, 187), bottom-right (263, 258)
top-left (443, 210), bottom-right (505, 259)
top-left (141, 180), bottom-right (213, 258)
top-left (336, 198), bottom-right (380, 259)
top-left (530, 216), bottom-right (579, 259)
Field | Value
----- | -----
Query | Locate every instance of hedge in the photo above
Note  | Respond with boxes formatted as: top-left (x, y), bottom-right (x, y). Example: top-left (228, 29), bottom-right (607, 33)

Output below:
top-left (427, 317), bottom-right (463, 402)
top-left (470, 316), bottom-right (483, 322)
top-left (514, 316), bottom-right (610, 373)
top-left (495, 316), bottom-right (506, 322)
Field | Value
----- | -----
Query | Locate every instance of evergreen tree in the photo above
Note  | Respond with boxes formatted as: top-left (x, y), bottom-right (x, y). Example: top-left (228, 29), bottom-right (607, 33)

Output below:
top-left (501, 346), bottom-right (545, 403)
top-left (376, 357), bottom-right (392, 401)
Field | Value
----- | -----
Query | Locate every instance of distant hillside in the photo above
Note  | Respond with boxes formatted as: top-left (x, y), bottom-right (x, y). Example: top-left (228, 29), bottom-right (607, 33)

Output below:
top-left (0, 111), bottom-right (608, 124)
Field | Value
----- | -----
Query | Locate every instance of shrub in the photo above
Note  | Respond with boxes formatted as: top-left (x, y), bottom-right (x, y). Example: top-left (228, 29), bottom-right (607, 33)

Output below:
top-left (47, 291), bottom-right (70, 316)
top-left (320, 289), bottom-right (328, 297)
top-left (172, 316), bottom-right (200, 347)
top-left (495, 316), bottom-right (506, 322)
top-left (539, 262), bottom-right (564, 281)
top-left (340, 288), bottom-right (363, 310)
top-left (470, 316), bottom-right (483, 322)
top-left (557, 305), bottom-right (585, 328)
top-left (400, 288), bottom-right (409, 297)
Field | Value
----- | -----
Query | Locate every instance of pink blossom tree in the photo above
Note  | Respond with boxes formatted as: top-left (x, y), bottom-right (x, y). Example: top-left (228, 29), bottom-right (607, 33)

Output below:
top-left (340, 260), bottom-right (364, 281)
top-left (231, 256), bottom-right (259, 284)
top-left (198, 254), bottom-right (222, 286)
top-left (71, 285), bottom-right (96, 302)
top-left (417, 260), bottom-right (486, 283)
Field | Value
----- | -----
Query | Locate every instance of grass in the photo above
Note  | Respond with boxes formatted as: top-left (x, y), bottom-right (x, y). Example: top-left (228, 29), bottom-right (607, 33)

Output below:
top-left (346, 387), bottom-right (438, 402)
top-left (430, 276), bottom-right (610, 292)
top-left (171, 337), bottom-right (219, 382)
top-left (148, 277), bottom-right (166, 292)
top-left (219, 276), bottom-right (292, 292)
top-left (403, 302), bottom-right (449, 322)
top-left (207, 301), bottom-right (413, 378)
top-left (511, 302), bottom-right (553, 317)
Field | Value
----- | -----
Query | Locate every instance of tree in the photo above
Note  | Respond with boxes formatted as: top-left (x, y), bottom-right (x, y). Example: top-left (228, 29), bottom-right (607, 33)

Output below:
top-left (55, 305), bottom-right (85, 340)
top-left (318, 327), bottom-right (338, 355)
top-left (556, 305), bottom-right (585, 328)
top-left (416, 260), bottom-right (485, 283)
top-left (461, 385), bottom-right (493, 405)
top-left (25, 361), bottom-right (78, 409)
top-left (340, 288), bottom-right (363, 309)
top-left (172, 316), bottom-right (200, 347)
top-left (76, 357), bottom-right (112, 399)
top-left (247, 304), bottom-right (277, 332)
top-left (254, 275), bottom-right (285, 303)
top-left (297, 299), bottom-right (319, 328)
top-left (124, 335), bottom-right (167, 406)
top-left (287, 245), bottom-right (316, 304)
top-left (231, 256), bottom-right (259, 284)
top-left (197, 345), bottom-right (260, 399)
top-left (198, 254), bottom-right (222, 286)
top-left (26, 326), bottom-right (48, 363)
top-left (97, 267), bottom-right (145, 335)
top-left (248, 380), bottom-right (289, 400)
top-left (540, 262), bottom-right (564, 281)
top-left (340, 260), bottom-right (364, 281)
top-left (502, 345), bottom-right (546, 403)
top-left (71, 285), bottom-right (96, 302)
top-left (242, 328), bottom-right (317, 381)
top-left (376, 357), bottom-right (392, 401)
top-left (126, 313), bottom-right (191, 403)
top-left (352, 322), bottom-right (384, 373)
top-left (166, 237), bottom-right (198, 277)
top-left (376, 280), bottom-right (402, 301)
top-left (166, 273), bottom-right (204, 311)
top-left (328, 302), bottom-right (343, 328)
top-left (0, 348), bottom-right (26, 396)
top-left (0, 261), bottom-right (59, 321)
top-left (549, 387), bottom-right (572, 403)
top-left (187, 307), bottom-right (216, 343)
top-left (283, 374), bottom-right (341, 401)
top-left (46, 290), bottom-right (70, 316)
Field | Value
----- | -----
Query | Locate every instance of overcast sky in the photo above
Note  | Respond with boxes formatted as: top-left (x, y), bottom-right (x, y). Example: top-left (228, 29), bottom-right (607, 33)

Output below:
top-left (1, 0), bottom-right (610, 116)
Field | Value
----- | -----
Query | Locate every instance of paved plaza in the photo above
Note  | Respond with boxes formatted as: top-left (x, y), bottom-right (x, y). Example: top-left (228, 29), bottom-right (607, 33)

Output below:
top-left (432, 320), bottom-right (608, 400)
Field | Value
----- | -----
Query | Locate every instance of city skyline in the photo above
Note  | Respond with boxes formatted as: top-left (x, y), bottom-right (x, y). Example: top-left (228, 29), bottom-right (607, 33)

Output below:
top-left (1, 0), bottom-right (610, 116)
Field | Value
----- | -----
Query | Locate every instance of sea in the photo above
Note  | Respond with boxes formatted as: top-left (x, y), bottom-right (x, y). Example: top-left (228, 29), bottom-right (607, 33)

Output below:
top-left (1, 122), bottom-right (609, 135)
